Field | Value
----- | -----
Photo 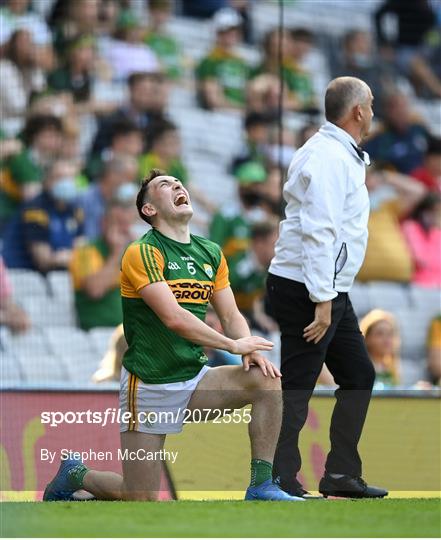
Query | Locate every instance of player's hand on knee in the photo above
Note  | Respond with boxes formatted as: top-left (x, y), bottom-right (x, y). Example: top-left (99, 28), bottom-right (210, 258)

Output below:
top-left (303, 300), bottom-right (332, 344)
top-left (230, 336), bottom-right (273, 355)
top-left (242, 352), bottom-right (281, 378)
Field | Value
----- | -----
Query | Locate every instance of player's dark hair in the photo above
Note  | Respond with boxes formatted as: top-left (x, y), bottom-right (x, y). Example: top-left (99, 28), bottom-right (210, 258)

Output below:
top-left (136, 168), bottom-right (167, 225)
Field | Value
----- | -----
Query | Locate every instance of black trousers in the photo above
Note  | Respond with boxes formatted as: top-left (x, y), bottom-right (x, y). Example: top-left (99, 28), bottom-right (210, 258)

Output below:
top-left (266, 273), bottom-right (375, 489)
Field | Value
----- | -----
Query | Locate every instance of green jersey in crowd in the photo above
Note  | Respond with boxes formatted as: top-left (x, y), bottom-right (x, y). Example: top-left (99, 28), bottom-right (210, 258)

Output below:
top-left (195, 47), bottom-right (249, 106)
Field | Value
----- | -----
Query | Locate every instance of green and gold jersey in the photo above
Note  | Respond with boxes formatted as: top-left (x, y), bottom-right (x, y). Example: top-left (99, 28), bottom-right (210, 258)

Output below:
top-left (120, 228), bottom-right (230, 384)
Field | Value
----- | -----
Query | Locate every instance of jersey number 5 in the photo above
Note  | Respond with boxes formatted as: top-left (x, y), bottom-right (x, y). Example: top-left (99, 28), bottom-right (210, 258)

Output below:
top-left (187, 262), bottom-right (196, 275)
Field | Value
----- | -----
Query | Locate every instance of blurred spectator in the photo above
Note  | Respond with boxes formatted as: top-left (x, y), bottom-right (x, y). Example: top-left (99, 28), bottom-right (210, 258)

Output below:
top-left (0, 29), bottom-right (47, 135)
top-left (231, 112), bottom-right (272, 174)
top-left (70, 201), bottom-right (135, 330)
top-left (195, 7), bottom-right (249, 110)
top-left (144, 0), bottom-right (183, 80)
top-left (375, 0), bottom-right (441, 98)
top-left (46, 33), bottom-right (114, 117)
top-left (0, 130), bottom-right (23, 231)
top-left (364, 91), bottom-right (430, 174)
top-left (401, 193), bottom-right (441, 287)
top-left (410, 136), bottom-right (441, 193)
top-left (296, 122), bottom-right (319, 147)
top-left (139, 120), bottom-right (188, 183)
top-left (427, 314), bottom-right (441, 386)
top-left (332, 29), bottom-right (402, 118)
top-left (360, 309), bottom-right (401, 388)
top-left (0, 0), bottom-right (54, 69)
top-left (99, 8), bottom-right (160, 81)
top-left (0, 114), bottom-right (63, 228)
top-left (210, 161), bottom-right (275, 267)
top-left (0, 256), bottom-right (30, 333)
top-left (92, 323), bottom-right (127, 383)
top-left (230, 0), bottom-right (253, 45)
top-left (2, 160), bottom-right (84, 272)
top-left (228, 220), bottom-right (279, 332)
top-left (79, 155), bottom-right (138, 240)
top-left (91, 71), bottom-right (168, 155)
top-left (357, 166), bottom-right (426, 283)
top-left (250, 28), bottom-right (315, 112)
top-left (86, 118), bottom-right (143, 181)
top-left (182, 0), bottom-right (226, 19)
top-left (49, 0), bottom-right (99, 59)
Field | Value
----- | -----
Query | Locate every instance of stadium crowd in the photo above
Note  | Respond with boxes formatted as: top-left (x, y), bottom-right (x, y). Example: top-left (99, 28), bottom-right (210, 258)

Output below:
top-left (0, 0), bottom-right (440, 390)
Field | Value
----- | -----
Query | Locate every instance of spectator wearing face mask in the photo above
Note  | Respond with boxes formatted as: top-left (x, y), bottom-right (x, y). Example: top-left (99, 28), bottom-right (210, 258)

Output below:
top-left (70, 201), bottom-right (136, 330)
top-left (357, 164), bottom-right (426, 283)
top-left (331, 29), bottom-right (403, 119)
top-left (79, 155), bottom-right (138, 240)
top-left (85, 119), bottom-right (144, 182)
top-left (401, 192), bottom-right (441, 287)
top-left (0, 114), bottom-right (63, 229)
top-left (2, 160), bottom-right (84, 272)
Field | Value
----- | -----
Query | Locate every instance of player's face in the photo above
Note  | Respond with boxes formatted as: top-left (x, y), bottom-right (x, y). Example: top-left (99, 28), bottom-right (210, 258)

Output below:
top-left (147, 175), bottom-right (193, 222)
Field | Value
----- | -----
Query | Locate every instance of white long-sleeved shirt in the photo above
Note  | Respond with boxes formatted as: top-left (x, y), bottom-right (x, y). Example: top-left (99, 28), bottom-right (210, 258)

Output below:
top-left (269, 121), bottom-right (370, 302)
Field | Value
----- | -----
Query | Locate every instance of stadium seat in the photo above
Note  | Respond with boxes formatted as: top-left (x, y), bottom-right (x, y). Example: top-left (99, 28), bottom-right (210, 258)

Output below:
top-left (7, 270), bottom-right (48, 299)
top-left (349, 282), bottom-right (371, 318)
top-left (367, 282), bottom-right (411, 312)
top-left (47, 271), bottom-right (74, 305)
top-left (61, 352), bottom-right (101, 384)
top-left (409, 286), bottom-right (441, 319)
top-left (25, 297), bottom-right (76, 327)
top-left (7, 328), bottom-right (50, 358)
top-left (88, 327), bottom-right (117, 358)
top-left (0, 351), bottom-right (24, 386)
top-left (21, 353), bottom-right (69, 384)
top-left (44, 327), bottom-right (94, 356)
top-left (394, 308), bottom-right (431, 362)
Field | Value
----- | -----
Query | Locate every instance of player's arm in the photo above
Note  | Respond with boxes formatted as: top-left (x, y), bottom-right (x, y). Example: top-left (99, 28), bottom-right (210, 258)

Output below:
top-left (210, 286), bottom-right (250, 340)
top-left (210, 251), bottom-right (280, 377)
top-left (122, 243), bottom-right (272, 356)
top-left (139, 282), bottom-right (272, 356)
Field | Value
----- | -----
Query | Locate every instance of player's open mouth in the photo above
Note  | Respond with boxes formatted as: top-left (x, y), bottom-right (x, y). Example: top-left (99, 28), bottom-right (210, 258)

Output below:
top-left (174, 193), bottom-right (188, 206)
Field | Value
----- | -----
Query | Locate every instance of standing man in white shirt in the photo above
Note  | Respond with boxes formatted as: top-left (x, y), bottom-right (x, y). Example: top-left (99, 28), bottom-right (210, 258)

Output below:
top-left (267, 77), bottom-right (388, 499)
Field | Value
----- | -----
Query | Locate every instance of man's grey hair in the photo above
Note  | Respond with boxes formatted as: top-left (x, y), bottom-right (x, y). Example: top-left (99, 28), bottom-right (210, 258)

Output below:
top-left (325, 77), bottom-right (370, 123)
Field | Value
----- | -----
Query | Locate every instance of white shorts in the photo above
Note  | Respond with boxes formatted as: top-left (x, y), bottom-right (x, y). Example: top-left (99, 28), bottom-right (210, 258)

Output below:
top-left (119, 365), bottom-right (210, 434)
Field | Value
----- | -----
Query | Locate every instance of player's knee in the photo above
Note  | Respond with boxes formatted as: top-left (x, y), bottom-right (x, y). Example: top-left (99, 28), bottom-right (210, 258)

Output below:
top-left (247, 367), bottom-right (281, 393)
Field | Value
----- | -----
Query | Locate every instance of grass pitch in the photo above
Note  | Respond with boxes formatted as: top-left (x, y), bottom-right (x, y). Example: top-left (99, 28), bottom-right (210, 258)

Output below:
top-left (1, 499), bottom-right (440, 538)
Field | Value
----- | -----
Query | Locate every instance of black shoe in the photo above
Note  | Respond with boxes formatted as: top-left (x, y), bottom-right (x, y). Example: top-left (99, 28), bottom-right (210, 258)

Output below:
top-left (319, 473), bottom-right (388, 499)
top-left (275, 476), bottom-right (322, 499)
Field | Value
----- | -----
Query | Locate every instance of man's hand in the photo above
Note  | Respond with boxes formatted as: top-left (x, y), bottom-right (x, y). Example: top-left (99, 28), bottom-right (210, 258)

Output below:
top-left (243, 352), bottom-right (281, 378)
top-left (303, 300), bottom-right (332, 344)
top-left (230, 336), bottom-right (273, 356)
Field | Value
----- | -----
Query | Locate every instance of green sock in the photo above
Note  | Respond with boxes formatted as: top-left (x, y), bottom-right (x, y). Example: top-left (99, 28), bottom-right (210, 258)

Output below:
top-left (67, 463), bottom-right (89, 490)
top-left (250, 459), bottom-right (273, 487)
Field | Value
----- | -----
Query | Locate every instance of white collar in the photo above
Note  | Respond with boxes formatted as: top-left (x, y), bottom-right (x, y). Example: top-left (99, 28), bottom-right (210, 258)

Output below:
top-left (319, 122), bottom-right (370, 165)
